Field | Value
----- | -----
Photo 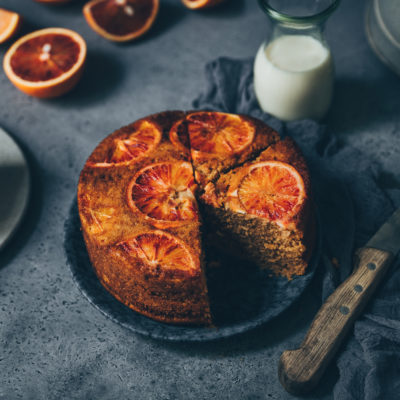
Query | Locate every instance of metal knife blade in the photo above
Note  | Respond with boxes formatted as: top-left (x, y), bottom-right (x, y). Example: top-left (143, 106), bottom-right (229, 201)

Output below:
top-left (366, 207), bottom-right (400, 256)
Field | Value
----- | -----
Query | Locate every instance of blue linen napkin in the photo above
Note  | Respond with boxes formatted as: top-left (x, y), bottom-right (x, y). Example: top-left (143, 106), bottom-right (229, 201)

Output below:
top-left (192, 57), bottom-right (400, 400)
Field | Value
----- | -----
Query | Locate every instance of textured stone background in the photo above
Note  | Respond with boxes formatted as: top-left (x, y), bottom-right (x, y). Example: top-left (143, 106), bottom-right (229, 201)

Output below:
top-left (1, 0), bottom-right (399, 399)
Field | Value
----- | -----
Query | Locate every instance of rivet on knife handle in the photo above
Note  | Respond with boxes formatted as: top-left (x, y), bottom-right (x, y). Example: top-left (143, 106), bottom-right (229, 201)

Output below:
top-left (278, 247), bottom-right (393, 395)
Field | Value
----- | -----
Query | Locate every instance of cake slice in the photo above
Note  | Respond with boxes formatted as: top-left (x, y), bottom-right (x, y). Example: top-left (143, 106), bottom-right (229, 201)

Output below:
top-left (78, 111), bottom-right (212, 325)
top-left (201, 138), bottom-right (314, 279)
top-left (170, 111), bottom-right (279, 185)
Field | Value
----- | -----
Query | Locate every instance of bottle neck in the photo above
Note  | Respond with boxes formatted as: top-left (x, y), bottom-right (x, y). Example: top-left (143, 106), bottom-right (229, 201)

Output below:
top-left (269, 20), bottom-right (326, 45)
top-left (258, 0), bottom-right (340, 29)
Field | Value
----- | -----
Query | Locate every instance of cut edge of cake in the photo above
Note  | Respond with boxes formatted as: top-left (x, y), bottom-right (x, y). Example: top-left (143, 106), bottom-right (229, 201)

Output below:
top-left (200, 137), bottom-right (315, 280)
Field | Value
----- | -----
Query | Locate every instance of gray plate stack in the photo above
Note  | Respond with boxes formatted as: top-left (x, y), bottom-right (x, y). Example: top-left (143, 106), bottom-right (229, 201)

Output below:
top-left (366, 0), bottom-right (400, 76)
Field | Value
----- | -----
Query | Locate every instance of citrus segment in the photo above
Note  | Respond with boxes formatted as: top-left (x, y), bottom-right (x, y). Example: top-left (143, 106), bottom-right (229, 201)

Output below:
top-left (186, 112), bottom-right (255, 158)
top-left (93, 121), bottom-right (162, 166)
top-left (128, 162), bottom-right (198, 227)
top-left (79, 194), bottom-right (117, 236)
top-left (3, 28), bottom-right (86, 98)
top-left (237, 161), bottom-right (305, 222)
top-left (9, 34), bottom-right (80, 82)
top-left (0, 9), bottom-right (21, 44)
top-left (169, 119), bottom-right (190, 155)
top-left (83, 0), bottom-right (159, 42)
top-left (118, 231), bottom-right (198, 275)
top-left (181, 0), bottom-right (226, 9)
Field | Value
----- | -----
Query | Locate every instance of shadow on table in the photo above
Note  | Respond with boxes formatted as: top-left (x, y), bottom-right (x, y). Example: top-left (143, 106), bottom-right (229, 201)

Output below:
top-left (0, 20), bottom-right (41, 49)
top-left (50, 49), bottom-right (126, 108)
top-left (140, 259), bottom-right (339, 396)
top-left (325, 75), bottom-right (400, 137)
top-left (0, 134), bottom-right (43, 272)
top-left (140, 2), bottom-right (187, 42)
top-left (201, 0), bottom-right (246, 17)
top-left (32, 0), bottom-right (86, 15)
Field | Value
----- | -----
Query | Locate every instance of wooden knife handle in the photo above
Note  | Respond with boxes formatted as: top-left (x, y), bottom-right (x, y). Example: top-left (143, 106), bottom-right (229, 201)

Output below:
top-left (278, 247), bottom-right (393, 395)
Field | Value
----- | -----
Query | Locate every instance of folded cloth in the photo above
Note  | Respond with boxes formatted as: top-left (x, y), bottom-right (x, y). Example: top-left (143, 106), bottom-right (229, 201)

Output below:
top-left (193, 57), bottom-right (400, 400)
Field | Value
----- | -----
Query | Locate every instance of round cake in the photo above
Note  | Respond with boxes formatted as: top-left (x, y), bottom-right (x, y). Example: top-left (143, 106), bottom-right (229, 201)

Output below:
top-left (78, 111), bottom-right (314, 325)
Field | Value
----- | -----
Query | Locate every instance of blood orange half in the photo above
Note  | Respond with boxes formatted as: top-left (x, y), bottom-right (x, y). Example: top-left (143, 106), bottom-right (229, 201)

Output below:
top-left (3, 28), bottom-right (86, 98)
top-left (0, 8), bottom-right (21, 44)
top-left (127, 161), bottom-right (198, 228)
top-left (237, 161), bottom-right (305, 223)
top-left (117, 230), bottom-right (198, 277)
top-left (91, 120), bottom-right (162, 167)
top-left (186, 112), bottom-right (255, 160)
top-left (83, 0), bottom-right (159, 42)
top-left (181, 0), bottom-right (226, 9)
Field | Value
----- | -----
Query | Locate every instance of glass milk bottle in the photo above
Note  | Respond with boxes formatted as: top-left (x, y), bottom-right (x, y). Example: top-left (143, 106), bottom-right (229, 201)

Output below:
top-left (254, 0), bottom-right (340, 121)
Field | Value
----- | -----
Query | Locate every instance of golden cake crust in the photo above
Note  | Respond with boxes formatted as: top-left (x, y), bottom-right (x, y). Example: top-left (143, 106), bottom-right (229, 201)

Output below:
top-left (78, 110), bottom-right (314, 324)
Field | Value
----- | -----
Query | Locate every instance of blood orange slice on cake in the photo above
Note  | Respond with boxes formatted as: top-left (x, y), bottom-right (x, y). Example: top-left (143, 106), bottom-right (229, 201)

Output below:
top-left (187, 112), bottom-right (255, 157)
top-left (127, 161), bottom-right (198, 228)
top-left (169, 119), bottom-right (190, 155)
top-left (186, 111), bottom-right (255, 160)
top-left (3, 28), bottom-right (86, 98)
top-left (91, 120), bottom-right (162, 167)
top-left (237, 161), bottom-right (305, 224)
top-left (83, 0), bottom-right (159, 42)
top-left (171, 111), bottom-right (258, 185)
top-left (117, 231), bottom-right (199, 277)
top-left (79, 193), bottom-right (117, 239)
top-left (0, 8), bottom-right (21, 44)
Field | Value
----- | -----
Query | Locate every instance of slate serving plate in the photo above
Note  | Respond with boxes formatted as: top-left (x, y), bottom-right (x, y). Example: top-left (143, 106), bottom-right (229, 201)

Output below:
top-left (64, 200), bottom-right (321, 342)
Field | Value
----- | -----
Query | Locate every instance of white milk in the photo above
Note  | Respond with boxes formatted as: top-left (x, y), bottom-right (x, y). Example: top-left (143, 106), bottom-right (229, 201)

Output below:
top-left (254, 35), bottom-right (334, 121)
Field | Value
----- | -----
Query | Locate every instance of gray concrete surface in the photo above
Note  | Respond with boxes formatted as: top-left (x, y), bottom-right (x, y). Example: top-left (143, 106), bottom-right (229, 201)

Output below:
top-left (0, 0), bottom-right (399, 399)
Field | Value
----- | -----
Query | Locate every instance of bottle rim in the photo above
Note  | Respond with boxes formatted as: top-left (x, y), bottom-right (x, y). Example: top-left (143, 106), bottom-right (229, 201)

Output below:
top-left (258, 0), bottom-right (340, 25)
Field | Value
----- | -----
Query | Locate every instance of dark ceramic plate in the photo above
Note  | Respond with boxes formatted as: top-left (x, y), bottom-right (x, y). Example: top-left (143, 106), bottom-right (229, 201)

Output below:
top-left (64, 200), bottom-right (321, 342)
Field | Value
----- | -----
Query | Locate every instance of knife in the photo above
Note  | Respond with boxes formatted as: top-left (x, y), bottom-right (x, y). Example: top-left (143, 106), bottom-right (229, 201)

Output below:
top-left (278, 207), bottom-right (400, 395)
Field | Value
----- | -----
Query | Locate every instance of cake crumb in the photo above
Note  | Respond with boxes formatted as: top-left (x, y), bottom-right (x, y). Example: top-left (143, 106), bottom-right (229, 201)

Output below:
top-left (331, 257), bottom-right (340, 268)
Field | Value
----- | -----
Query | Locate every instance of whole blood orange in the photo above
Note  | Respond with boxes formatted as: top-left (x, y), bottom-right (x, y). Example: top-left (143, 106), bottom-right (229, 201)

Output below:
top-left (181, 0), bottom-right (226, 9)
top-left (91, 120), bottom-right (162, 167)
top-left (83, 0), bottom-right (159, 42)
top-left (237, 161), bottom-right (305, 223)
top-left (0, 8), bottom-right (21, 44)
top-left (117, 231), bottom-right (198, 277)
top-left (186, 111), bottom-right (255, 159)
top-left (127, 161), bottom-right (198, 228)
top-left (3, 28), bottom-right (86, 98)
